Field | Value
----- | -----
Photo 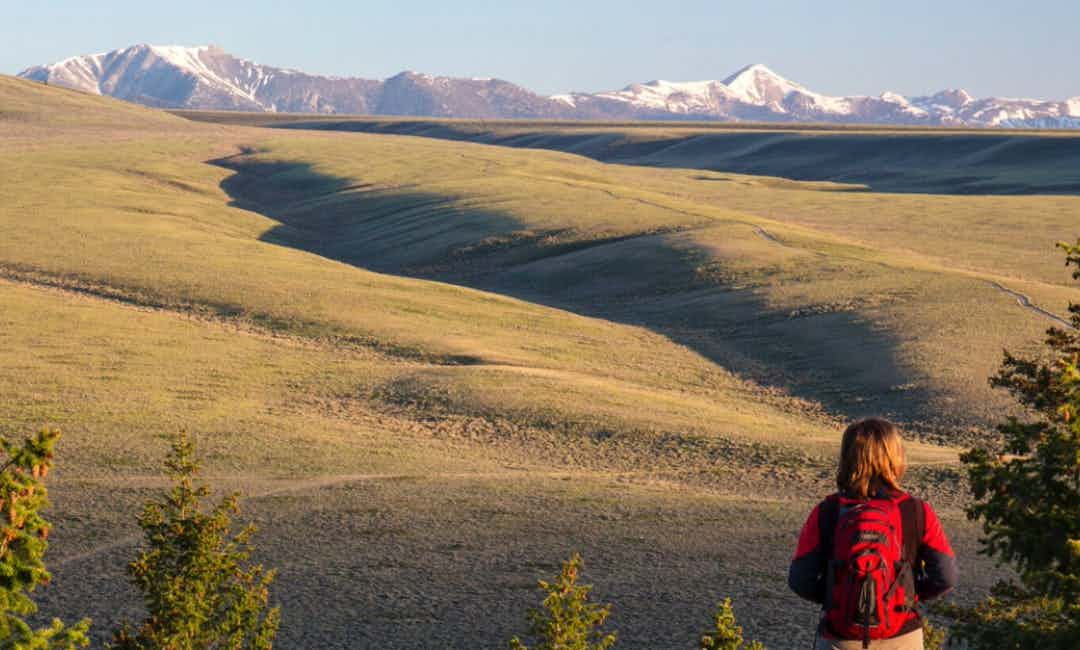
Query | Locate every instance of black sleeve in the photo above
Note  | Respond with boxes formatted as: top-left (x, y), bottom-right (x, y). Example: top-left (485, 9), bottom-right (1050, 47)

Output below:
top-left (788, 500), bottom-right (834, 605)
top-left (915, 547), bottom-right (958, 601)
top-left (788, 551), bottom-right (828, 604)
top-left (913, 501), bottom-right (958, 601)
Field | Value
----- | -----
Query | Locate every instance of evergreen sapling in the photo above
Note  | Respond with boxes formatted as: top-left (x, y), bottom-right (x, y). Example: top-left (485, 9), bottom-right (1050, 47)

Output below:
top-left (509, 553), bottom-right (616, 650)
top-left (698, 598), bottom-right (764, 650)
top-left (110, 433), bottom-right (280, 649)
top-left (0, 428), bottom-right (89, 649)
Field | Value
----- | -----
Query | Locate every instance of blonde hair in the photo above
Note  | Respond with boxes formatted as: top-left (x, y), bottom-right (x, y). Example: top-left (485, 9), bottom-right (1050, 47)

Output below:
top-left (836, 418), bottom-right (906, 499)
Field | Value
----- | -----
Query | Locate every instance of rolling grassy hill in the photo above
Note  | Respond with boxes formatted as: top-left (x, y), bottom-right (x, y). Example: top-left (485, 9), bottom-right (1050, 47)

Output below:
top-left (3, 75), bottom-right (1074, 647)
top-left (178, 111), bottom-right (1080, 195)
top-left (207, 131), bottom-right (1079, 440)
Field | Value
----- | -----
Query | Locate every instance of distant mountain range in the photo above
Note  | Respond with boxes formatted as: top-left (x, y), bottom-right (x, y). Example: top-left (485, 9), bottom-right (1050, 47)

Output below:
top-left (18, 44), bottom-right (1080, 128)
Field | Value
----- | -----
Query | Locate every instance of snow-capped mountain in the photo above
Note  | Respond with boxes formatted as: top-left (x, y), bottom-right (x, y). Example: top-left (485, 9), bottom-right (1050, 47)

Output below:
top-left (17, 44), bottom-right (562, 117)
top-left (566, 64), bottom-right (858, 120)
top-left (564, 63), bottom-right (1080, 127)
top-left (17, 45), bottom-right (1080, 128)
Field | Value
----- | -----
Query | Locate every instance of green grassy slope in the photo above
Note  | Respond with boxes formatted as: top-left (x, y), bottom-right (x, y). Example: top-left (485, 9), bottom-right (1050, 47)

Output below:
top-left (214, 133), bottom-right (1079, 438)
top-left (0, 75), bottom-right (178, 126)
top-left (0, 137), bottom-right (839, 460)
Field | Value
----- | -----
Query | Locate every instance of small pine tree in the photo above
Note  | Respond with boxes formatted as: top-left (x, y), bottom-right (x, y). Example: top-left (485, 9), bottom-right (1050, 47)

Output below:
top-left (699, 598), bottom-right (764, 650)
top-left (509, 553), bottom-right (616, 650)
top-left (943, 239), bottom-right (1080, 649)
top-left (921, 619), bottom-right (946, 650)
top-left (0, 428), bottom-right (90, 649)
top-left (110, 433), bottom-right (280, 649)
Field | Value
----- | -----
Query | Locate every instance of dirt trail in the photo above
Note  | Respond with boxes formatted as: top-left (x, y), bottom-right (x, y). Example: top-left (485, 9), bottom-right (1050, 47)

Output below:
top-left (52, 467), bottom-right (808, 570)
top-left (51, 473), bottom-right (434, 568)
top-left (746, 226), bottom-right (1075, 331)
top-left (53, 473), bottom-right (434, 568)
top-left (988, 281), bottom-right (1075, 329)
top-left (754, 225), bottom-right (781, 244)
top-left (51, 469), bottom-right (629, 568)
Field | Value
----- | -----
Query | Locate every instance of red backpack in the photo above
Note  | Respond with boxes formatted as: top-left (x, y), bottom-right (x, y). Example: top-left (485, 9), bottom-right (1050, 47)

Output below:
top-left (818, 492), bottom-right (925, 648)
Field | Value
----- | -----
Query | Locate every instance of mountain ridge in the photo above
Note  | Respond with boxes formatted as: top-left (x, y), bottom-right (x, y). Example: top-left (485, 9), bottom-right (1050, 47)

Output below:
top-left (17, 44), bottom-right (1080, 127)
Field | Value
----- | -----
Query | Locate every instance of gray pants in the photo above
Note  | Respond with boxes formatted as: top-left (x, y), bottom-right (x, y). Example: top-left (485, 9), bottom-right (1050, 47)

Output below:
top-left (816, 628), bottom-right (924, 650)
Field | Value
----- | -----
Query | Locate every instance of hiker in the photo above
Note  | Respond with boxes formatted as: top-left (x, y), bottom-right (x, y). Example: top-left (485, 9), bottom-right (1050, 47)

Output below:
top-left (788, 418), bottom-right (957, 649)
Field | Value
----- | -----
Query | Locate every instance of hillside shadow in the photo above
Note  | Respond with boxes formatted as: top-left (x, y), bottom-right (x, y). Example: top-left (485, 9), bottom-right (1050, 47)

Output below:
top-left (214, 154), bottom-right (943, 431)
top-left (215, 155), bottom-right (532, 272)
top-left (266, 121), bottom-right (1080, 196)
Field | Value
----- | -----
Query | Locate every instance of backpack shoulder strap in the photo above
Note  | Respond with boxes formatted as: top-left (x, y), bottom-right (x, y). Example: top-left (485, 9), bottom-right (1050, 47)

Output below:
top-left (818, 494), bottom-right (840, 555)
top-left (898, 494), bottom-right (925, 563)
top-left (818, 494), bottom-right (841, 613)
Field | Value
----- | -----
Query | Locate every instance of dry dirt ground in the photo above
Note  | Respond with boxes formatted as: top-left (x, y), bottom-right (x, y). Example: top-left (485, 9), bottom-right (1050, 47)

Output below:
top-left (37, 472), bottom-right (1001, 650)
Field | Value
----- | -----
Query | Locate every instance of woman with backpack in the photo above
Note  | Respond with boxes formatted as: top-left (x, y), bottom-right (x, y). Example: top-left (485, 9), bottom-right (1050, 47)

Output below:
top-left (788, 418), bottom-right (958, 649)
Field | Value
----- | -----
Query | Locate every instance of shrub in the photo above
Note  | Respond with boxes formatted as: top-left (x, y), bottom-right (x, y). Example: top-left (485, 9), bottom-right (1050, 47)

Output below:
top-left (922, 619), bottom-right (946, 650)
top-left (944, 239), bottom-right (1080, 648)
top-left (509, 553), bottom-right (616, 650)
top-left (699, 598), bottom-right (764, 650)
top-left (110, 433), bottom-right (280, 649)
top-left (0, 428), bottom-right (90, 649)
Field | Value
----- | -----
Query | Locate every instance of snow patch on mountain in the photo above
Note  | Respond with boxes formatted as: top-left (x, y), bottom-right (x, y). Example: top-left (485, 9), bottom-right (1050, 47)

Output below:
top-left (594, 79), bottom-right (734, 114)
top-left (149, 45), bottom-right (210, 73)
top-left (721, 64), bottom-right (803, 104)
top-left (152, 45), bottom-right (268, 106)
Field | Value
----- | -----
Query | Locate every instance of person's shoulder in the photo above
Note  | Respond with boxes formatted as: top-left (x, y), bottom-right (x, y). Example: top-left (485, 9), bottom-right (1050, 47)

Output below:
top-left (817, 492), bottom-right (842, 511)
top-left (891, 490), bottom-right (935, 518)
top-left (801, 493), bottom-right (839, 525)
top-left (893, 491), bottom-right (938, 514)
top-left (919, 497), bottom-right (943, 521)
top-left (893, 492), bottom-right (951, 539)
top-left (889, 489), bottom-right (923, 505)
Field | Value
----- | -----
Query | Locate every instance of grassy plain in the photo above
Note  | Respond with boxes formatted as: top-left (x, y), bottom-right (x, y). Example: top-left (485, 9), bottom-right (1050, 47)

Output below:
top-left (178, 111), bottom-right (1080, 195)
top-left (2, 75), bottom-right (1074, 646)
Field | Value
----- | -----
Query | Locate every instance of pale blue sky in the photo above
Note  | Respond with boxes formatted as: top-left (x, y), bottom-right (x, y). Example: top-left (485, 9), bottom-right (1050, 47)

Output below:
top-left (4, 1), bottom-right (1078, 99)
